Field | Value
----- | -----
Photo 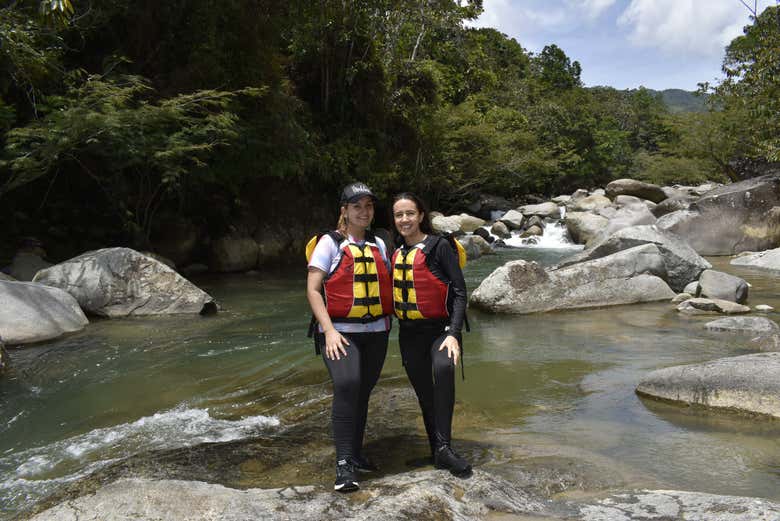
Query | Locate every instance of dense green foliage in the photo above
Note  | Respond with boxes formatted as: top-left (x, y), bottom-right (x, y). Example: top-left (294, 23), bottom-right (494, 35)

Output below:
top-left (0, 0), bottom-right (775, 259)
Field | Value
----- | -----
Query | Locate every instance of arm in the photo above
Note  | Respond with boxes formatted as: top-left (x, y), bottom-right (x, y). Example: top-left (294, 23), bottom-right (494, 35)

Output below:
top-left (306, 267), bottom-right (350, 360)
top-left (435, 240), bottom-right (467, 364)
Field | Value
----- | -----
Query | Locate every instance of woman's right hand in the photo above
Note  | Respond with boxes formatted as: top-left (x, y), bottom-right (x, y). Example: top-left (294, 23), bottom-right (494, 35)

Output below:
top-left (324, 329), bottom-right (350, 360)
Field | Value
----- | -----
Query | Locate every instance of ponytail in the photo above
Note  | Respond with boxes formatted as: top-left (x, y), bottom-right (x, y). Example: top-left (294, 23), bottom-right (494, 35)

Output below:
top-left (336, 206), bottom-right (348, 236)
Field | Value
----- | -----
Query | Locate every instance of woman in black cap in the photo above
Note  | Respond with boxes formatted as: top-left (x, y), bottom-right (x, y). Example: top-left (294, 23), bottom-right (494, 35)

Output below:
top-left (306, 182), bottom-right (394, 492)
top-left (390, 192), bottom-right (471, 476)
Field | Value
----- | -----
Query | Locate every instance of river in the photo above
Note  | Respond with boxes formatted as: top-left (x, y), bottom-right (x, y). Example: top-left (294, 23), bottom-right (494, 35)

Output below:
top-left (2, 241), bottom-right (780, 518)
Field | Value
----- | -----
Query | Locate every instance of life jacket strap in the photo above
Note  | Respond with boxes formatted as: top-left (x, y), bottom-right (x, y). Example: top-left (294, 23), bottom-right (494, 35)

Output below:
top-left (393, 279), bottom-right (414, 290)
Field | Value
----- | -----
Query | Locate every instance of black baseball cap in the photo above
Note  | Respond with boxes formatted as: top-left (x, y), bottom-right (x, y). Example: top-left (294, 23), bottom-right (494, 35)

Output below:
top-left (340, 182), bottom-right (378, 204)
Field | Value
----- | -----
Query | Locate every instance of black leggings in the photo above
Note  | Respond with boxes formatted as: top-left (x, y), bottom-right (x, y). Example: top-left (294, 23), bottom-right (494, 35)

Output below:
top-left (399, 323), bottom-right (456, 454)
top-left (322, 331), bottom-right (388, 460)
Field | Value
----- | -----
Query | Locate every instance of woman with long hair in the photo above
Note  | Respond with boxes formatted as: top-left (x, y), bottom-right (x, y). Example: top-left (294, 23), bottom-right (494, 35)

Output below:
top-left (306, 182), bottom-right (393, 492)
top-left (390, 192), bottom-right (471, 476)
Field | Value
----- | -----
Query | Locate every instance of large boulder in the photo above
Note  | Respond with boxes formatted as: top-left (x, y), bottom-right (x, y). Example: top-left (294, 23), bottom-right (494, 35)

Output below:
top-left (605, 179), bottom-right (667, 203)
top-left (490, 221), bottom-right (511, 239)
top-left (33, 248), bottom-right (217, 317)
top-left (0, 281), bottom-right (89, 345)
top-left (676, 297), bottom-right (751, 315)
top-left (466, 193), bottom-right (514, 220)
top-left (431, 214), bottom-right (463, 234)
top-left (518, 202), bottom-right (560, 218)
top-left (7, 252), bottom-right (52, 281)
top-left (473, 227), bottom-right (494, 243)
top-left (498, 209), bottom-right (524, 230)
top-left (470, 244), bottom-right (675, 314)
top-left (730, 247), bottom-right (780, 272)
top-left (458, 214), bottom-right (486, 233)
top-left (652, 195), bottom-right (696, 218)
top-left (558, 225), bottom-right (711, 292)
top-left (656, 174), bottom-right (780, 255)
top-left (564, 212), bottom-right (608, 245)
top-left (636, 352), bottom-right (780, 418)
top-left (209, 235), bottom-right (260, 272)
top-left (704, 316), bottom-right (779, 334)
top-left (569, 194), bottom-right (612, 212)
top-left (697, 269), bottom-right (749, 304)
top-left (459, 235), bottom-right (492, 260)
top-left (599, 204), bottom-right (656, 240)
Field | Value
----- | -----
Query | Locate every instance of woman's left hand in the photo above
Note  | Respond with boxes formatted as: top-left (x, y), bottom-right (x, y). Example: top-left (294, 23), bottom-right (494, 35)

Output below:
top-left (438, 335), bottom-right (460, 365)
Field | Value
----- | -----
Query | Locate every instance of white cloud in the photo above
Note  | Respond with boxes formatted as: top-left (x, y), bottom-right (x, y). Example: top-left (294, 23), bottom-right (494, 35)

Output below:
top-left (572, 0), bottom-right (618, 19)
top-left (617, 0), bottom-right (775, 56)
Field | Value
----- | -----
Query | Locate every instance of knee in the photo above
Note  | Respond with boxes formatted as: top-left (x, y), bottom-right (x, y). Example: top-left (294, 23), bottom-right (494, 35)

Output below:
top-left (432, 353), bottom-right (454, 380)
top-left (333, 374), bottom-right (361, 397)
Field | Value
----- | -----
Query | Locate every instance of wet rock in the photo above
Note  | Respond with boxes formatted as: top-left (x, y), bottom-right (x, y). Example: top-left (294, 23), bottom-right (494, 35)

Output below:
top-left (459, 235), bottom-right (492, 260)
top-left (684, 281), bottom-right (699, 295)
top-left (28, 471), bottom-right (556, 521)
top-left (458, 214), bottom-right (486, 233)
top-left (671, 293), bottom-right (693, 303)
top-left (557, 225), bottom-right (711, 292)
top-left (704, 316), bottom-right (779, 334)
top-left (0, 281), bottom-right (88, 345)
top-left (652, 195), bottom-right (696, 218)
top-left (8, 251), bottom-right (52, 281)
top-left (606, 179), bottom-right (667, 203)
top-left (470, 244), bottom-right (675, 314)
top-left (473, 227), bottom-right (494, 243)
top-left (0, 339), bottom-right (7, 374)
top-left (209, 235), bottom-right (260, 272)
top-left (698, 269), bottom-right (749, 304)
top-left (752, 333), bottom-right (780, 352)
top-left (498, 209), bottom-right (524, 230)
top-left (756, 304), bottom-right (775, 312)
top-left (656, 174), bottom-right (780, 255)
top-left (569, 194), bottom-right (612, 212)
top-left (521, 225), bottom-right (543, 238)
top-left (730, 247), bottom-right (780, 273)
top-left (490, 221), bottom-right (511, 239)
top-left (676, 298), bottom-right (750, 315)
top-left (518, 202), bottom-right (560, 218)
top-left (524, 215), bottom-right (544, 230)
top-left (636, 352), bottom-right (780, 418)
top-left (34, 248), bottom-right (217, 317)
top-left (0, 272), bottom-right (15, 281)
top-left (576, 489), bottom-right (780, 521)
top-left (564, 212), bottom-right (609, 245)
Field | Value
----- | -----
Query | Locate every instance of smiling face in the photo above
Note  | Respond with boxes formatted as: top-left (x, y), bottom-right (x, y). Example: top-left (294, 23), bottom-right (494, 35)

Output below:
top-left (392, 198), bottom-right (425, 242)
top-left (342, 195), bottom-right (375, 232)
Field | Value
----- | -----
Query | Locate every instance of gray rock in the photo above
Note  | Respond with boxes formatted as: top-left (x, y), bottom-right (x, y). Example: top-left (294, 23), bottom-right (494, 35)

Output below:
top-left (704, 316), bottom-right (779, 334)
top-left (431, 215), bottom-right (463, 234)
top-left (28, 471), bottom-right (555, 521)
top-left (576, 489), bottom-right (780, 521)
top-left (524, 215), bottom-right (544, 230)
top-left (521, 225), bottom-right (543, 237)
top-left (552, 194), bottom-right (571, 204)
top-left (473, 227), bottom-right (494, 243)
top-left (684, 281), bottom-right (699, 295)
top-left (656, 174), bottom-right (780, 255)
top-left (606, 179), bottom-right (667, 203)
top-left (569, 194), bottom-right (612, 212)
top-left (756, 304), bottom-right (775, 312)
top-left (752, 333), bottom-right (780, 352)
top-left (466, 193), bottom-right (514, 220)
top-left (614, 195), bottom-right (643, 207)
top-left (671, 293), bottom-right (693, 303)
top-left (677, 297), bottom-right (751, 315)
top-left (730, 247), bottom-right (780, 273)
top-left (592, 188), bottom-right (606, 196)
top-left (459, 235), bottom-right (492, 260)
top-left (209, 235), bottom-right (260, 272)
top-left (0, 272), bottom-right (15, 281)
top-left (490, 221), bottom-right (511, 239)
top-left (0, 281), bottom-right (89, 345)
top-left (33, 248), bottom-right (217, 318)
top-left (698, 269), bottom-right (749, 304)
top-left (636, 352), bottom-right (780, 418)
top-left (599, 204), bottom-right (657, 240)
top-left (564, 212), bottom-right (609, 245)
top-left (498, 209), bottom-right (525, 230)
top-left (470, 244), bottom-right (675, 314)
top-left (458, 214), bottom-right (486, 233)
top-left (8, 252), bottom-right (52, 281)
top-left (571, 188), bottom-right (589, 200)
top-left (557, 225), bottom-right (711, 292)
top-left (652, 195), bottom-right (696, 218)
top-left (518, 202), bottom-right (561, 218)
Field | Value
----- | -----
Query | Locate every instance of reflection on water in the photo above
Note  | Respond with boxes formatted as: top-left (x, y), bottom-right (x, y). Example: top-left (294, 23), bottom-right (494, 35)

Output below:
top-left (2, 252), bottom-right (780, 517)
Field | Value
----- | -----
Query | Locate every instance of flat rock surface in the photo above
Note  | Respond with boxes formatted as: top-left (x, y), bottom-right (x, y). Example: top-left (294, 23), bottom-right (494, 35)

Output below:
top-left (731, 248), bottom-right (780, 272)
top-left (0, 280), bottom-right (89, 345)
top-left (34, 248), bottom-right (217, 317)
top-left (636, 352), bottom-right (780, 418)
top-left (704, 316), bottom-right (779, 334)
top-left (677, 297), bottom-right (751, 315)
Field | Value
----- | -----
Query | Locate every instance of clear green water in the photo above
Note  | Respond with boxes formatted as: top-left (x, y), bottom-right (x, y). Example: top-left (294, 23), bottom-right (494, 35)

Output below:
top-left (2, 250), bottom-right (780, 517)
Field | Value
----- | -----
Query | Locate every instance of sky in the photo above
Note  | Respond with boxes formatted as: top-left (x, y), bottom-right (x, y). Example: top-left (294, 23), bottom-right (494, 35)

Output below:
top-left (468, 0), bottom-right (777, 91)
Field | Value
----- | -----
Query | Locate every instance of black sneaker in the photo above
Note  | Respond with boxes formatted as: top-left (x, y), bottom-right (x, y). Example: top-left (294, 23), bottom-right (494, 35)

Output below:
top-left (351, 454), bottom-right (379, 473)
top-left (434, 445), bottom-right (472, 476)
top-left (334, 459), bottom-right (359, 492)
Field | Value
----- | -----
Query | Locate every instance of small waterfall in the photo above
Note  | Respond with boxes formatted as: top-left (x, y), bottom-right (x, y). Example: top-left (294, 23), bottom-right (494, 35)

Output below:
top-left (500, 220), bottom-right (582, 249)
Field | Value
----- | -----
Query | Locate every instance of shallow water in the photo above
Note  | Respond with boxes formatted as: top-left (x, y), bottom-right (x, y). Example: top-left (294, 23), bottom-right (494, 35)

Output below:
top-left (2, 251), bottom-right (780, 517)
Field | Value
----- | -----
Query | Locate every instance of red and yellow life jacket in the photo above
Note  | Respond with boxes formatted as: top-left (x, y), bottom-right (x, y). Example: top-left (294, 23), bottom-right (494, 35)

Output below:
top-left (315, 232), bottom-right (393, 322)
top-left (391, 236), bottom-right (451, 320)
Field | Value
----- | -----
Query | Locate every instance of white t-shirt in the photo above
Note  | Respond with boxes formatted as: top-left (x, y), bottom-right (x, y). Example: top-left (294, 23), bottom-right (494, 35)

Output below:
top-left (308, 233), bottom-right (392, 333)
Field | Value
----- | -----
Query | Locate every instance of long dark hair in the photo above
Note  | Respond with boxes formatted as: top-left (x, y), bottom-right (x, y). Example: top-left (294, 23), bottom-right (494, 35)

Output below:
top-left (390, 192), bottom-right (434, 246)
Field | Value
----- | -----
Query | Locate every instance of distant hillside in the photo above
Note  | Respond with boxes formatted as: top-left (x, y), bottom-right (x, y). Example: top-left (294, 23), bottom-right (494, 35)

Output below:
top-left (654, 89), bottom-right (708, 113)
